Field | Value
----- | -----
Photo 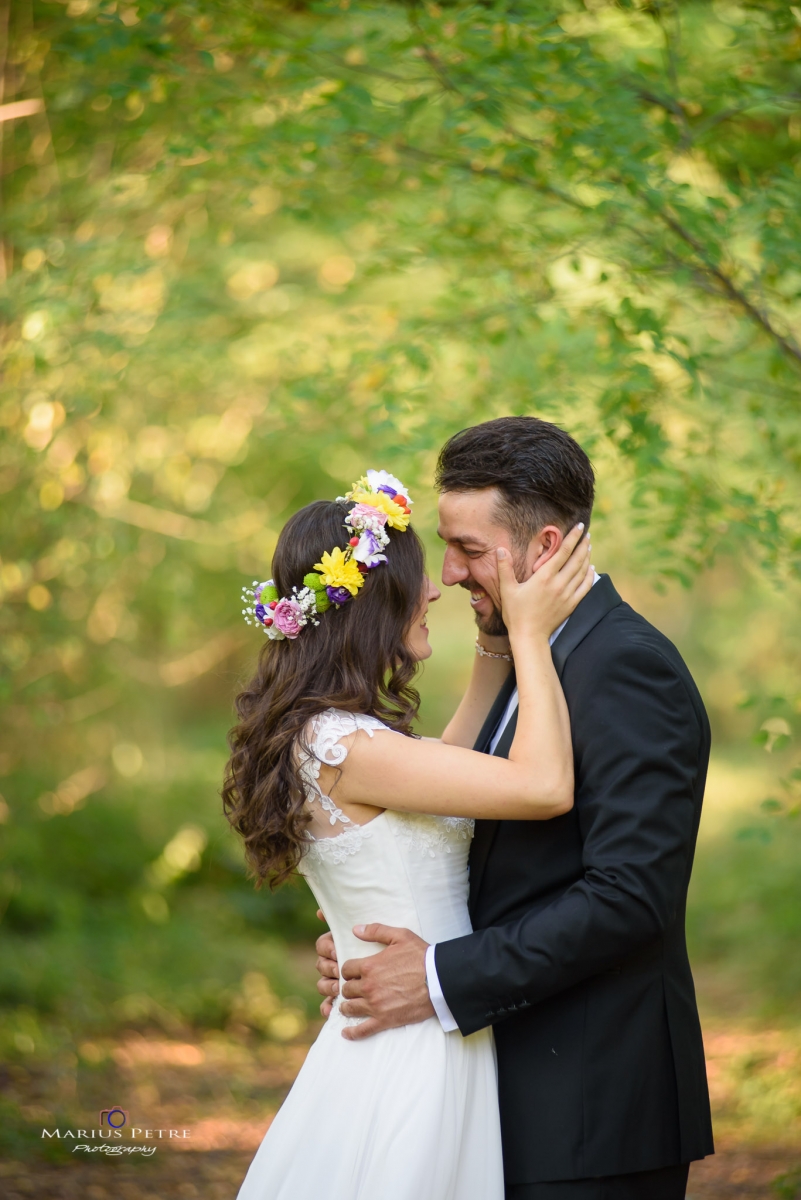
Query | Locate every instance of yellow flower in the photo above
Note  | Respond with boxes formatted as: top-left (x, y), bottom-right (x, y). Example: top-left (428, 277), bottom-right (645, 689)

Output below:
top-left (314, 546), bottom-right (364, 596)
top-left (349, 488), bottom-right (410, 530)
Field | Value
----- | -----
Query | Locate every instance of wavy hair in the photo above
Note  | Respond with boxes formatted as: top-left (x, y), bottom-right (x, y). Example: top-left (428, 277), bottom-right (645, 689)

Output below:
top-left (223, 500), bottom-right (425, 887)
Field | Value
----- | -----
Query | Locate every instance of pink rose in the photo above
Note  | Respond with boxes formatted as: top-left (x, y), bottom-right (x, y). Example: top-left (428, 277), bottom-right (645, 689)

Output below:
top-left (272, 597), bottom-right (305, 639)
top-left (349, 503), bottom-right (388, 529)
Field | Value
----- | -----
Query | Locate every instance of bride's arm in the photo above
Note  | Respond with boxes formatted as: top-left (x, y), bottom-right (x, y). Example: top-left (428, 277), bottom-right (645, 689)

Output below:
top-left (327, 526), bottom-right (592, 822)
top-left (441, 633), bottom-right (512, 749)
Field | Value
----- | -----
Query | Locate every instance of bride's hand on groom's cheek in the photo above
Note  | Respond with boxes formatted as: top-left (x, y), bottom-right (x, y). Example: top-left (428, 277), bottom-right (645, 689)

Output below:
top-left (315, 912), bottom-right (340, 1019)
top-left (339, 925), bottom-right (434, 1041)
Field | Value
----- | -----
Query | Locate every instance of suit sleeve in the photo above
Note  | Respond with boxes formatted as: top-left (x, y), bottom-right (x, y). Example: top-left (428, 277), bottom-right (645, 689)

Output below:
top-left (435, 641), bottom-right (704, 1036)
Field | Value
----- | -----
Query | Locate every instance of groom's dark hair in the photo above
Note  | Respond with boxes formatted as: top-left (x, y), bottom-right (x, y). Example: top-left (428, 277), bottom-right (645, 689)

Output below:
top-left (435, 416), bottom-right (595, 549)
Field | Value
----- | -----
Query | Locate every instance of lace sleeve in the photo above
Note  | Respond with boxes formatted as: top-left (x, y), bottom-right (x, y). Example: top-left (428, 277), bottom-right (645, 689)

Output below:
top-left (298, 709), bottom-right (395, 836)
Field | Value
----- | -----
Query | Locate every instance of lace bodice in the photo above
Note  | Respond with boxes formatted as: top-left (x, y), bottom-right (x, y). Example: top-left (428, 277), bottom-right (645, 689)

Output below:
top-left (295, 709), bottom-right (475, 974)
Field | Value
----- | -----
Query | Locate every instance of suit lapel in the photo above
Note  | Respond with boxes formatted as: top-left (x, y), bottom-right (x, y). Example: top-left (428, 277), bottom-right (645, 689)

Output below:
top-left (551, 574), bottom-right (622, 679)
top-left (469, 575), bottom-right (623, 912)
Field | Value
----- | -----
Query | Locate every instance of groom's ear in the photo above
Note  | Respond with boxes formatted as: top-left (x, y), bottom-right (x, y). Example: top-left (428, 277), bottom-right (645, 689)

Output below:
top-left (530, 525), bottom-right (564, 573)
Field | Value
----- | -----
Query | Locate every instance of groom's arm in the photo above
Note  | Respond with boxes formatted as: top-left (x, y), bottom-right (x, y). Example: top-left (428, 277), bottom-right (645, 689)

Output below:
top-left (435, 640), bottom-right (706, 1037)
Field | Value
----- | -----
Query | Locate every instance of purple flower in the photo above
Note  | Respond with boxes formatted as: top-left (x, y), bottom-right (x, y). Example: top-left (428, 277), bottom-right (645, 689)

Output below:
top-left (353, 529), bottom-right (388, 568)
top-left (376, 484), bottom-right (398, 498)
top-left (254, 603), bottom-right (268, 623)
top-left (326, 585), bottom-right (352, 606)
top-left (272, 597), bottom-right (305, 638)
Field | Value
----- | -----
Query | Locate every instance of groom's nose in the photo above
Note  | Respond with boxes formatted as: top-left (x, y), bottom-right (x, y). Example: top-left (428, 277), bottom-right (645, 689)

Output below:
top-left (441, 547), bottom-right (469, 587)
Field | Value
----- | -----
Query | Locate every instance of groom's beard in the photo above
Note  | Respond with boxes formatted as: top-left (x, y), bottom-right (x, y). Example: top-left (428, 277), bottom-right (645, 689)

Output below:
top-left (476, 603), bottom-right (508, 638)
top-left (459, 581), bottom-right (508, 638)
top-left (460, 549), bottom-right (528, 638)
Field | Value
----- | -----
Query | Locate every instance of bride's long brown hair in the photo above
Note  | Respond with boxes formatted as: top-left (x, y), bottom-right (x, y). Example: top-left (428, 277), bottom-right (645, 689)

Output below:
top-left (223, 500), bottom-right (425, 888)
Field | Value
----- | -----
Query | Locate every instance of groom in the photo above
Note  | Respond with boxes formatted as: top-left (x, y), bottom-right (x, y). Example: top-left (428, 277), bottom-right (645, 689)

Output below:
top-left (315, 416), bottom-right (714, 1199)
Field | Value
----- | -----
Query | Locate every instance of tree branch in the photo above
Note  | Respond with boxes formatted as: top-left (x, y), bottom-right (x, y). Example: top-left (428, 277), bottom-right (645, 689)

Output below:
top-left (393, 139), bottom-right (588, 213)
top-left (653, 203), bottom-right (801, 368)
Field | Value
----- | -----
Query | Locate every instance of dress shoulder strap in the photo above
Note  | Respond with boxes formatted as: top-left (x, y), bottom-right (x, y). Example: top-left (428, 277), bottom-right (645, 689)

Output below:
top-left (297, 709), bottom-right (393, 831)
top-left (302, 709), bottom-right (389, 777)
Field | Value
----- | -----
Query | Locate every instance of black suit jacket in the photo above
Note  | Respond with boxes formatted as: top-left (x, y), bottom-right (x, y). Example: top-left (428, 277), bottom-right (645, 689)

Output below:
top-left (435, 576), bottom-right (714, 1184)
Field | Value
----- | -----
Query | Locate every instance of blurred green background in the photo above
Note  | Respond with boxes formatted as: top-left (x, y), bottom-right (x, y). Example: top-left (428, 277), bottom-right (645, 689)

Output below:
top-left (1, 0), bottom-right (801, 1171)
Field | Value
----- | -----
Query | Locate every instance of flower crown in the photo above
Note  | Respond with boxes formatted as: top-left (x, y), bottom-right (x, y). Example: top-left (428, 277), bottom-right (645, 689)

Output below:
top-left (241, 470), bottom-right (413, 641)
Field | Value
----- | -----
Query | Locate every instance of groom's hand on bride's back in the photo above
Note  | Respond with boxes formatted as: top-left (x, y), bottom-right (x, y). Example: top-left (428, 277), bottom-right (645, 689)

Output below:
top-left (315, 910), bottom-right (339, 1019)
top-left (339, 925), bottom-right (434, 1041)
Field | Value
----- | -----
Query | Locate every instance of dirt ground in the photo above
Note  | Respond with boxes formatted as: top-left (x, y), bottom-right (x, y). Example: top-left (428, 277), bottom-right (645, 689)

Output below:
top-left (1, 1145), bottom-right (799, 1199)
top-left (2, 1016), bottom-right (799, 1199)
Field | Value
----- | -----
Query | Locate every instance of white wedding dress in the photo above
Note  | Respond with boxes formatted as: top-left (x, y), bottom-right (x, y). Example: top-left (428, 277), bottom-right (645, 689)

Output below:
top-left (236, 710), bottom-right (504, 1200)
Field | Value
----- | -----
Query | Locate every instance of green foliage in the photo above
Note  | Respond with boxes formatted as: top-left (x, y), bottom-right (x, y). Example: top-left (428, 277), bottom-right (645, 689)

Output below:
top-left (773, 1167), bottom-right (801, 1199)
top-left (0, 1095), bottom-right (72, 1162)
top-left (688, 805), bottom-right (801, 1008)
top-left (1, 0), bottom-right (800, 1040)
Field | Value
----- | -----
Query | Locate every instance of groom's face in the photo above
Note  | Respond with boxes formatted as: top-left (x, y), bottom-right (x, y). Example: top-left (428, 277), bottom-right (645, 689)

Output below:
top-left (437, 489), bottom-right (561, 637)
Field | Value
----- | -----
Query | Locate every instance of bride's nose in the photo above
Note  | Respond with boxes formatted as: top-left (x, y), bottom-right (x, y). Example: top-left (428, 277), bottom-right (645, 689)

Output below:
top-left (427, 578), bottom-right (441, 604)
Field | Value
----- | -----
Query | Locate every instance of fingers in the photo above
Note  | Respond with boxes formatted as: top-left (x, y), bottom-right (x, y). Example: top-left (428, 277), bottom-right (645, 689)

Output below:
top-left (320, 999), bottom-right (333, 1018)
top-left (573, 559), bottom-right (596, 603)
top-left (340, 976), bottom-right (366, 1000)
top-left (553, 533), bottom-right (592, 595)
top-left (339, 993), bottom-right (369, 1015)
top-left (563, 552), bottom-right (594, 609)
top-left (563, 533), bottom-right (592, 586)
top-left (495, 546), bottom-right (517, 603)
top-left (315, 931), bottom-right (337, 961)
top-left (549, 524), bottom-right (588, 579)
top-left (342, 1017), bottom-right (383, 1041)
top-left (316, 908), bottom-right (327, 923)
top-left (352, 922), bottom-right (403, 945)
top-left (341, 956), bottom-right (368, 982)
top-left (535, 523), bottom-right (585, 581)
top-left (554, 555), bottom-right (593, 625)
top-left (316, 951), bottom-right (339, 980)
top-left (317, 976), bottom-right (339, 999)
top-left (558, 521), bottom-right (586, 561)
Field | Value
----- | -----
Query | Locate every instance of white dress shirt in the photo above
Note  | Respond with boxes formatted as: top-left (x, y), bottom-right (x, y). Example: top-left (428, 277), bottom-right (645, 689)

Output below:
top-left (425, 574), bottom-right (600, 1032)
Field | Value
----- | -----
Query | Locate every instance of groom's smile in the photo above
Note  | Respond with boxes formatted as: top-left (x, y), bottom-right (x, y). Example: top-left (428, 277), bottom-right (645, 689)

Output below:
top-left (463, 581), bottom-right (493, 615)
top-left (437, 490), bottom-right (527, 635)
top-left (437, 488), bottom-right (569, 638)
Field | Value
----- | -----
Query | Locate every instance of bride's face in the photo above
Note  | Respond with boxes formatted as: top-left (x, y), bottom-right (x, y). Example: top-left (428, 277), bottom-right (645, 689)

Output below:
top-left (405, 576), bottom-right (441, 661)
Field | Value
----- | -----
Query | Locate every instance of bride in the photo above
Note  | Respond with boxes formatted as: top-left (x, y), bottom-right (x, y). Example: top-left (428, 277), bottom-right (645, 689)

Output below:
top-left (223, 470), bottom-right (592, 1200)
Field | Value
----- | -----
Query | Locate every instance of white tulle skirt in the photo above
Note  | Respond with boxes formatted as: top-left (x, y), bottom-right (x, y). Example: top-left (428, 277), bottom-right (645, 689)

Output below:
top-left (236, 1003), bottom-right (504, 1200)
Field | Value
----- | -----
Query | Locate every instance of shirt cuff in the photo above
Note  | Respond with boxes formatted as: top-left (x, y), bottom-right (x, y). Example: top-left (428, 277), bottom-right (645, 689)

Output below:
top-left (425, 943), bottom-right (459, 1033)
